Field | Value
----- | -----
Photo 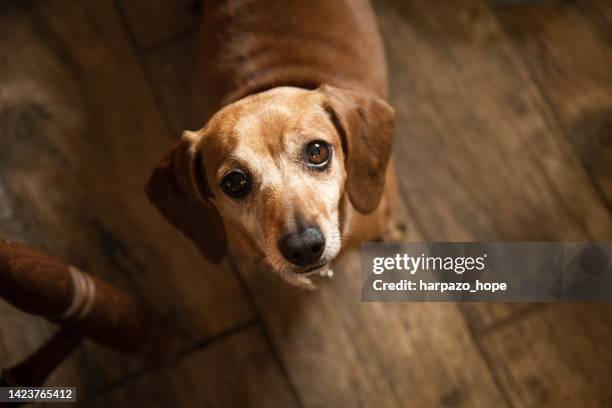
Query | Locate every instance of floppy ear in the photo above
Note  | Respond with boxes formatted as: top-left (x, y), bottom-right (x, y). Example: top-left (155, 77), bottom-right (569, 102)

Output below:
top-left (319, 84), bottom-right (396, 214)
top-left (145, 131), bottom-right (227, 263)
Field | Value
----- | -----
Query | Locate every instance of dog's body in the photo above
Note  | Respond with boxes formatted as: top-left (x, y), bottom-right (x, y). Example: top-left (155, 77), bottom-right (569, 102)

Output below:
top-left (147, 0), bottom-right (404, 287)
top-left (198, 0), bottom-right (388, 118)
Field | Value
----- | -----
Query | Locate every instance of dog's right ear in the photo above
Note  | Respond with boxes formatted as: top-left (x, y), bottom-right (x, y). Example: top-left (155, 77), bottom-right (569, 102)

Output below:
top-left (145, 131), bottom-right (227, 263)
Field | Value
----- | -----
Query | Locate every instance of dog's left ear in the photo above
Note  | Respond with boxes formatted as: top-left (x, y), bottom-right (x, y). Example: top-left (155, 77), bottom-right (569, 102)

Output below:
top-left (145, 131), bottom-right (227, 263)
top-left (319, 84), bottom-right (396, 214)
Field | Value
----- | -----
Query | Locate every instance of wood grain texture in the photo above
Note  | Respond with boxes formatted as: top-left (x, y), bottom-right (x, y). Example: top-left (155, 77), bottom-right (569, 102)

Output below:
top-left (375, 0), bottom-right (612, 332)
top-left (94, 326), bottom-right (300, 408)
top-left (481, 304), bottom-right (612, 407)
top-left (119, 0), bottom-right (200, 48)
top-left (144, 34), bottom-right (203, 135)
top-left (493, 0), bottom-right (612, 214)
top-left (459, 302), bottom-right (538, 333)
top-left (0, 0), bottom-right (252, 391)
top-left (591, 0), bottom-right (612, 27)
top-left (236, 252), bottom-right (508, 408)
top-left (377, 0), bottom-right (611, 242)
top-left (478, 3), bottom-right (612, 406)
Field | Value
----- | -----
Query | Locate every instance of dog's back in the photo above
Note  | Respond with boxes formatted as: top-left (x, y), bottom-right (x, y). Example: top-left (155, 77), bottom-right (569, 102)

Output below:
top-left (199, 0), bottom-right (388, 120)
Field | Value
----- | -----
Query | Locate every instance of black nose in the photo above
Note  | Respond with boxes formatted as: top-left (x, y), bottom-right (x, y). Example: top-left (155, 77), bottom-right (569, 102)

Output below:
top-left (279, 226), bottom-right (325, 267)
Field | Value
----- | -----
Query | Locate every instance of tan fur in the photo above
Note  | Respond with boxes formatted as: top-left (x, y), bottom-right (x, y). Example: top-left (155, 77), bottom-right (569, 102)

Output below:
top-left (146, 0), bottom-right (405, 288)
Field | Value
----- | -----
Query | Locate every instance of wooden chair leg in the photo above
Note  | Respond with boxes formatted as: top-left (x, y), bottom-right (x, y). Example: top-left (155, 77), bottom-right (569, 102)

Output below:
top-left (1, 325), bottom-right (83, 387)
top-left (0, 239), bottom-right (183, 389)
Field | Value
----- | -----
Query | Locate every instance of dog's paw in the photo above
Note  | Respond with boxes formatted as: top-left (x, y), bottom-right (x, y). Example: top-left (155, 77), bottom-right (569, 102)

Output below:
top-left (382, 218), bottom-right (408, 242)
top-left (381, 197), bottom-right (409, 242)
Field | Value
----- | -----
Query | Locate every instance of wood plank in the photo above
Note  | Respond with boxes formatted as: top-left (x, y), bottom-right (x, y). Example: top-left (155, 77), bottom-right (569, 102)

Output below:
top-left (474, 7), bottom-right (612, 404)
top-left (378, 0), bottom-right (611, 242)
top-left (591, 0), bottom-right (612, 27)
top-left (0, 0), bottom-right (252, 391)
top-left (493, 0), bottom-right (612, 212)
top-left (481, 304), bottom-right (612, 407)
top-left (375, 0), bottom-right (612, 329)
top-left (459, 302), bottom-right (539, 332)
top-left (380, 1), bottom-right (610, 406)
top-left (143, 33), bottom-right (203, 135)
top-left (237, 251), bottom-right (507, 407)
top-left (119, 0), bottom-right (200, 48)
top-left (94, 326), bottom-right (300, 408)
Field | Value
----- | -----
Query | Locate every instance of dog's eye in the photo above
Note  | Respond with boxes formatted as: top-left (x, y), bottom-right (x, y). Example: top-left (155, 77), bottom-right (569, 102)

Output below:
top-left (306, 141), bottom-right (331, 168)
top-left (220, 170), bottom-right (251, 199)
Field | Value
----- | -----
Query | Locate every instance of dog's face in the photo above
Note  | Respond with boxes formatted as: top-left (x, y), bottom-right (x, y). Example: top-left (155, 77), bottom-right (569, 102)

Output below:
top-left (146, 85), bottom-right (394, 287)
top-left (200, 88), bottom-right (346, 282)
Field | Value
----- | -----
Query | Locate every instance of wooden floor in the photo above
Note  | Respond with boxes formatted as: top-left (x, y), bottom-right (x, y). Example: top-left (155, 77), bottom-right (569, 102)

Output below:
top-left (1, 0), bottom-right (612, 406)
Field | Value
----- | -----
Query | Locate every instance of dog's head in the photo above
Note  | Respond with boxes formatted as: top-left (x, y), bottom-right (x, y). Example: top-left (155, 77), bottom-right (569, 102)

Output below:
top-left (146, 85), bottom-right (394, 287)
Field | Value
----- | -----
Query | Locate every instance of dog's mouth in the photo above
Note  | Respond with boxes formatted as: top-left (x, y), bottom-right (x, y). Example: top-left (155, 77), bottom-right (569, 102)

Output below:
top-left (272, 260), bottom-right (335, 290)
top-left (297, 263), bottom-right (328, 275)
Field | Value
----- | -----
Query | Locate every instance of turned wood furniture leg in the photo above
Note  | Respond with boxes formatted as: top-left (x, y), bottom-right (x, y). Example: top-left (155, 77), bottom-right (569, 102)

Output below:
top-left (0, 239), bottom-right (181, 388)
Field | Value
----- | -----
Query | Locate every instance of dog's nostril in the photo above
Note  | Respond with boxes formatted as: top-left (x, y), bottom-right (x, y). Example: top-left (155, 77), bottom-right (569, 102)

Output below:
top-left (279, 226), bottom-right (325, 267)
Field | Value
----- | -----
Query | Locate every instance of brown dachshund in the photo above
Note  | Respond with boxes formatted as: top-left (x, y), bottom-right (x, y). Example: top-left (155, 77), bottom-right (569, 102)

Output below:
top-left (146, 0), bottom-right (404, 288)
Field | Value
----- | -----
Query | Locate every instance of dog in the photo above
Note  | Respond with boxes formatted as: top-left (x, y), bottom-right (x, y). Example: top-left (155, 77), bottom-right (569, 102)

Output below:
top-left (146, 0), bottom-right (405, 288)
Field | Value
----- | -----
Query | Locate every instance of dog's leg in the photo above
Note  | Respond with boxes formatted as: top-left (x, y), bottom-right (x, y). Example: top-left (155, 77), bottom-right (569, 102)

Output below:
top-left (380, 159), bottom-right (408, 242)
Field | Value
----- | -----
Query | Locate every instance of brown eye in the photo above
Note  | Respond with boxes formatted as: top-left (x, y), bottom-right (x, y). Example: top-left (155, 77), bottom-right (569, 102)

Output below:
top-left (221, 170), bottom-right (251, 199)
top-left (306, 141), bottom-right (331, 168)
